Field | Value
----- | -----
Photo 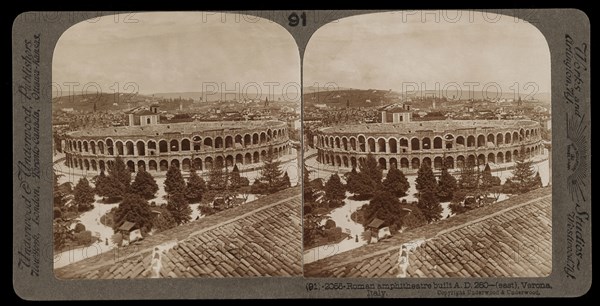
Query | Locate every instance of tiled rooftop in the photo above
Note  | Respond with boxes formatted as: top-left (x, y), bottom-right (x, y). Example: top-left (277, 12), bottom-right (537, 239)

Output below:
top-left (55, 187), bottom-right (302, 278)
top-left (304, 187), bottom-right (551, 278)
top-left (318, 120), bottom-right (539, 135)
top-left (67, 120), bottom-right (286, 138)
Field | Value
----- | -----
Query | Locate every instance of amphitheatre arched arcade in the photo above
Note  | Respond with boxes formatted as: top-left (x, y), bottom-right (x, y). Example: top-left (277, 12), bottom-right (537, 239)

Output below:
top-left (63, 120), bottom-right (292, 174)
top-left (315, 120), bottom-right (546, 171)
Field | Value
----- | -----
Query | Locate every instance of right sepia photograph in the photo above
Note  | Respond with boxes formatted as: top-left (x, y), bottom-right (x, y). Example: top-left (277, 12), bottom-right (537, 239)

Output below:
top-left (302, 11), bottom-right (552, 278)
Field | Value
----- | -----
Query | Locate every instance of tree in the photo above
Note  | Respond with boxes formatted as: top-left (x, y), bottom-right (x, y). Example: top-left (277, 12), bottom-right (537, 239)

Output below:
top-left (324, 173), bottom-right (346, 207)
top-left (130, 169), bottom-right (159, 200)
top-left (279, 171), bottom-right (292, 190)
top-left (303, 212), bottom-right (327, 248)
top-left (107, 156), bottom-right (131, 191)
top-left (113, 194), bottom-right (153, 233)
top-left (166, 192), bottom-right (192, 225)
top-left (73, 177), bottom-right (95, 211)
top-left (185, 166), bottom-right (206, 203)
top-left (382, 167), bottom-right (410, 198)
top-left (362, 191), bottom-right (406, 230)
top-left (258, 145), bottom-right (285, 194)
top-left (417, 189), bottom-right (443, 223)
top-left (533, 172), bottom-right (543, 188)
top-left (164, 165), bottom-right (186, 195)
top-left (53, 171), bottom-right (64, 207)
top-left (207, 160), bottom-right (227, 191)
top-left (303, 165), bottom-right (316, 203)
top-left (415, 162), bottom-right (438, 198)
top-left (358, 154), bottom-right (383, 189)
top-left (153, 210), bottom-right (177, 233)
top-left (53, 217), bottom-right (76, 250)
top-left (508, 152), bottom-right (536, 194)
top-left (229, 164), bottom-right (242, 189)
top-left (437, 164), bottom-right (457, 202)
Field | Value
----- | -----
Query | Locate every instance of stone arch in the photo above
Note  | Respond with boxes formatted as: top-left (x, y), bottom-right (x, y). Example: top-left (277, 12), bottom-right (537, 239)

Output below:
top-left (358, 135), bottom-right (366, 152)
top-left (225, 136), bottom-right (234, 149)
top-left (181, 139), bottom-right (191, 151)
top-left (159, 159), bottom-right (169, 171)
top-left (235, 135), bottom-right (243, 147)
top-left (205, 156), bottom-right (214, 169)
top-left (159, 140), bottom-right (168, 153)
top-left (192, 136), bottom-right (202, 151)
top-left (497, 152), bottom-right (504, 163)
top-left (214, 156), bottom-right (224, 167)
top-left (422, 137), bottom-right (431, 150)
top-left (433, 137), bottom-right (443, 149)
top-left (457, 155), bottom-right (465, 168)
top-left (389, 138), bottom-right (397, 153)
top-left (411, 158), bottom-right (420, 169)
top-left (350, 156), bottom-right (357, 168)
top-left (90, 141), bottom-right (96, 154)
top-left (445, 156), bottom-right (454, 169)
top-left (253, 152), bottom-right (259, 163)
top-left (260, 150), bottom-right (267, 160)
top-left (389, 157), bottom-right (397, 169)
top-left (260, 132), bottom-right (267, 144)
top-left (506, 151), bottom-right (512, 162)
top-left (400, 158), bottom-right (409, 169)
top-left (116, 141), bottom-right (124, 155)
top-left (368, 138), bottom-right (376, 152)
top-left (335, 155), bottom-right (342, 167)
top-left (83, 141), bottom-right (88, 152)
top-left (497, 133), bottom-right (504, 146)
top-left (488, 153), bottom-right (496, 164)
top-left (342, 156), bottom-right (349, 167)
top-left (136, 141), bottom-right (145, 156)
top-left (235, 154), bottom-right (243, 165)
top-left (505, 132), bottom-right (511, 144)
top-left (325, 154), bottom-right (330, 164)
top-left (526, 129), bottom-right (530, 139)
top-left (137, 160), bottom-right (146, 172)
top-left (467, 154), bottom-right (476, 166)
top-left (169, 139), bottom-right (179, 152)
top-left (149, 160), bottom-right (157, 171)
top-left (193, 158), bottom-right (202, 170)
top-left (411, 138), bottom-right (420, 151)
top-left (126, 160), bottom-right (135, 172)
top-left (267, 129), bottom-right (272, 139)
top-left (147, 140), bottom-right (157, 154)
top-left (477, 135), bottom-right (486, 148)
top-left (399, 138), bottom-right (409, 152)
top-left (215, 137), bottom-right (223, 149)
top-left (513, 131), bottom-right (519, 143)
top-left (423, 157), bottom-right (432, 167)
top-left (378, 157), bottom-right (387, 170)
top-left (444, 134), bottom-right (454, 150)
top-left (84, 159), bottom-right (90, 170)
top-left (252, 133), bottom-right (259, 145)
top-left (125, 141), bottom-right (134, 155)
top-left (77, 140), bottom-right (82, 152)
top-left (90, 160), bottom-right (97, 171)
top-left (204, 137), bottom-right (213, 148)
top-left (526, 147), bottom-right (531, 158)
top-left (244, 153), bottom-right (252, 164)
top-left (99, 160), bottom-right (106, 171)
top-left (487, 134), bottom-right (495, 146)
top-left (477, 154), bottom-right (486, 165)
top-left (342, 137), bottom-right (348, 151)
top-left (170, 159), bottom-right (180, 169)
top-left (433, 156), bottom-right (443, 170)
top-left (377, 138), bottom-right (386, 152)
top-left (456, 136), bottom-right (465, 148)
top-left (98, 141), bottom-right (105, 154)
top-left (513, 149), bottom-right (519, 159)
top-left (335, 137), bottom-right (341, 149)
top-left (182, 158), bottom-right (191, 171)
top-left (467, 135), bottom-right (475, 147)
top-left (244, 134), bottom-right (252, 147)
top-left (350, 137), bottom-right (357, 151)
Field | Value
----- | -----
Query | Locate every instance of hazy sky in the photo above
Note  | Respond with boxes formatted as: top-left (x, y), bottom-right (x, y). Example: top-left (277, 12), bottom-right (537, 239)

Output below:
top-left (304, 11), bottom-right (551, 94)
top-left (53, 12), bottom-right (300, 96)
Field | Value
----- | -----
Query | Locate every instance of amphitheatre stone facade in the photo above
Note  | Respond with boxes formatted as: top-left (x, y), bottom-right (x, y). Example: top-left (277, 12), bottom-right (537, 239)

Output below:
top-left (63, 120), bottom-right (291, 174)
top-left (315, 120), bottom-right (544, 171)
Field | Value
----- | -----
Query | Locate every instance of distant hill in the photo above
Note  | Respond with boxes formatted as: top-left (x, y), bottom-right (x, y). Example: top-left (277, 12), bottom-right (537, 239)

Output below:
top-left (151, 91), bottom-right (297, 102)
top-left (52, 93), bottom-right (155, 113)
top-left (304, 88), bottom-right (400, 108)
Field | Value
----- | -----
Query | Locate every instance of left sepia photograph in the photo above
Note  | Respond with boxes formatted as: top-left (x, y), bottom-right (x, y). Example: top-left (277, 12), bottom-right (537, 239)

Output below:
top-left (51, 12), bottom-right (302, 278)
